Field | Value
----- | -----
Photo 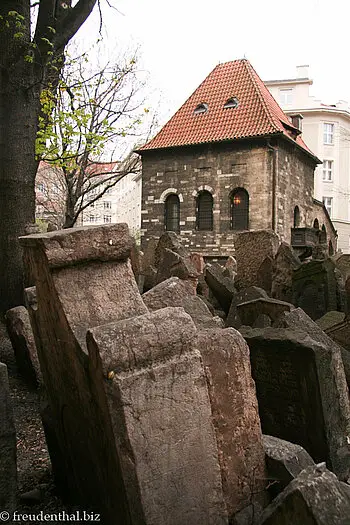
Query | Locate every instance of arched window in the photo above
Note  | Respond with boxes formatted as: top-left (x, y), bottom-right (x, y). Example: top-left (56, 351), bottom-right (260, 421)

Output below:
top-left (196, 191), bottom-right (213, 230)
top-left (313, 218), bottom-right (319, 229)
top-left (230, 188), bottom-right (249, 231)
top-left (164, 194), bottom-right (180, 233)
top-left (293, 206), bottom-right (300, 228)
top-left (320, 224), bottom-right (327, 244)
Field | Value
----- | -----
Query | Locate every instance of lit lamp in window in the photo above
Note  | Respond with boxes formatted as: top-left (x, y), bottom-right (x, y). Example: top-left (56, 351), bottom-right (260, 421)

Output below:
top-left (233, 195), bottom-right (241, 206)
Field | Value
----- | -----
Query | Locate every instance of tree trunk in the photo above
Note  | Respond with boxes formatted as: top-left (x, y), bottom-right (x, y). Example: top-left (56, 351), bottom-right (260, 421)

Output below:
top-left (0, 68), bottom-right (39, 312)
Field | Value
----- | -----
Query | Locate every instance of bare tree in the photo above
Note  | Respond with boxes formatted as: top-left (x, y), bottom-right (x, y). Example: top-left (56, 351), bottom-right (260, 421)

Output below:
top-left (37, 51), bottom-right (149, 228)
top-left (0, 0), bottom-right (100, 312)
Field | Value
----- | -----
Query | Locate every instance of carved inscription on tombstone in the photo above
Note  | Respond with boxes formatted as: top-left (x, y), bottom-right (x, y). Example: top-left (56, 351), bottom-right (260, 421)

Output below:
top-left (241, 328), bottom-right (329, 465)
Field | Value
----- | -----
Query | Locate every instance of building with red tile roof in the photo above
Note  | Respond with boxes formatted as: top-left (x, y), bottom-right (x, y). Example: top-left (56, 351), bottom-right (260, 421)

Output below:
top-left (137, 59), bottom-right (336, 257)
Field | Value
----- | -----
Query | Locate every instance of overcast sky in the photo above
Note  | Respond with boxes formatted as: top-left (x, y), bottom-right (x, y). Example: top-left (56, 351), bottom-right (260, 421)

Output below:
top-left (78, 0), bottom-right (350, 127)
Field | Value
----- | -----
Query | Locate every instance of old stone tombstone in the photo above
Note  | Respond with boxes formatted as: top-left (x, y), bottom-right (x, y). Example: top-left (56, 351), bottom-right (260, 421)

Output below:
top-left (19, 225), bottom-right (228, 524)
top-left (142, 276), bottom-right (223, 329)
top-left (19, 224), bottom-right (149, 524)
top-left (236, 297), bottom-right (294, 328)
top-left (205, 263), bottom-right (236, 315)
top-left (234, 230), bottom-right (280, 290)
top-left (226, 286), bottom-right (268, 329)
top-left (196, 329), bottom-right (267, 521)
top-left (5, 305), bottom-right (41, 387)
top-left (87, 307), bottom-right (228, 525)
top-left (271, 242), bottom-right (301, 303)
top-left (0, 363), bottom-right (17, 515)
top-left (240, 326), bottom-right (350, 481)
top-left (263, 435), bottom-right (315, 497)
top-left (292, 259), bottom-right (337, 320)
top-left (259, 465), bottom-right (350, 525)
top-left (257, 256), bottom-right (273, 295)
top-left (277, 307), bottom-right (350, 408)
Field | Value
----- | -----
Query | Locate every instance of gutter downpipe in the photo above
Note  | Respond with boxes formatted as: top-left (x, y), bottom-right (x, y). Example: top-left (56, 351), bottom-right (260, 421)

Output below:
top-left (267, 140), bottom-right (278, 232)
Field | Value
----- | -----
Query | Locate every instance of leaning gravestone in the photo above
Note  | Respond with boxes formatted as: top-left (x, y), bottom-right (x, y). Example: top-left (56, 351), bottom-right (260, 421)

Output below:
top-left (234, 230), bottom-right (279, 291)
top-left (240, 326), bottom-right (350, 481)
top-left (87, 307), bottom-right (228, 525)
top-left (0, 363), bottom-right (17, 515)
top-left (5, 305), bottom-right (41, 387)
top-left (19, 224), bottom-right (149, 524)
top-left (196, 328), bottom-right (267, 521)
top-left (292, 259), bottom-right (337, 320)
top-left (142, 276), bottom-right (222, 329)
top-left (259, 464), bottom-right (350, 525)
top-left (19, 225), bottom-right (228, 525)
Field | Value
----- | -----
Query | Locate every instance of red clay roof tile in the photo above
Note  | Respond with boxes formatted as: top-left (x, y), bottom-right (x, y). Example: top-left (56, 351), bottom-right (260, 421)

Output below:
top-left (139, 59), bottom-right (316, 159)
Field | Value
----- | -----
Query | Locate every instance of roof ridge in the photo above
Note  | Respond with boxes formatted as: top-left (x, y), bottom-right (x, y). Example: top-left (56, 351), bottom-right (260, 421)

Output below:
top-left (242, 60), bottom-right (281, 133)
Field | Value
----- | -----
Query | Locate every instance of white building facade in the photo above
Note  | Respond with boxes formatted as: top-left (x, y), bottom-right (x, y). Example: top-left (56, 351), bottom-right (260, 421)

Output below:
top-left (266, 66), bottom-right (350, 253)
top-left (82, 171), bottom-right (142, 238)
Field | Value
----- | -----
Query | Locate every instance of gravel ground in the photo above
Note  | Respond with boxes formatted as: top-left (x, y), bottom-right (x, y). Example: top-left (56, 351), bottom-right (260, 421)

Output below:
top-left (0, 322), bottom-right (84, 522)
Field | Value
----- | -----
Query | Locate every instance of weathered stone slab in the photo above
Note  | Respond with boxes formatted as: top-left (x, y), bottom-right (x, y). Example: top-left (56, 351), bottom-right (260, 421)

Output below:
top-left (20, 223), bottom-right (133, 268)
top-left (271, 242), bottom-right (301, 303)
top-left (196, 329), bottom-right (267, 520)
top-left (263, 435), bottom-right (314, 496)
top-left (226, 286), bottom-right (268, 329)
top-left (259, 465), bottom-right (350, 525)
top-left (316, 311), bottom-right (346, 331)
top-left (140, 236), bottom-right (158, 292)
top-left (240, 326), bottom-right (350, 481)
top-left (154, 231), bottom-right (189, 267)
top-left (205, 263), bottom-right (236, 314)
top-left (155, 248), bottom-right (199, 286)
top-left (237, 298), bottom-right (294, 327)
top-left (142, 277), bottom-right (222, 329)
top-left (333, 253), bottom-right (350, 281)
top-left (324, 317), bottom-right (350, 353)
top-left (257, 256), bottom-right (273, 295)
top-left (292, 259), bottom-right (338, 320)
top-left (277, 306), bottom-right (350, 408)
top-left (5, 306), bottom-right (41, 386)
top-left (19, 225), bottom-right (149, 524)
top-left (0, 362), bottom-right (17, 514)
top-left (234, 230), bottom-right (280, 290)
top-left (88, 308), bottom-right (228, 525)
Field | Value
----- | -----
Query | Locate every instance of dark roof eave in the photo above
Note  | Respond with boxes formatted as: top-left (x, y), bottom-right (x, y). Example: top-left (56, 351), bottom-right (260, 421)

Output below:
top-left (135, 131), bottom-right (320, 164)
top-left (134, 131), bottom-right (284, 155)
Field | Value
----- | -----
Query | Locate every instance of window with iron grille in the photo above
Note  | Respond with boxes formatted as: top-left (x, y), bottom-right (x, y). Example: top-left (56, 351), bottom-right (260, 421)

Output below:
top-left (196, 191), bottom-right (213, 230)
top-left (165, 194), bottom-right (180, 232)
top-left (230, 188), bottom-right (249, 230)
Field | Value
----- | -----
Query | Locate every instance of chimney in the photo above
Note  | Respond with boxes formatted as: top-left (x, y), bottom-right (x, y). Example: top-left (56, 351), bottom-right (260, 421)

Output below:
top-left (296, 65), bottom-right (309, 79)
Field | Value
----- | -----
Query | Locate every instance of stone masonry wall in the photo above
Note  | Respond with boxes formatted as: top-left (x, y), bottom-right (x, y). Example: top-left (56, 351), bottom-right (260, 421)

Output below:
top-left (140, 138), bottom-right (319, 256)
top-left (141, 140), bottom-right (273, 257)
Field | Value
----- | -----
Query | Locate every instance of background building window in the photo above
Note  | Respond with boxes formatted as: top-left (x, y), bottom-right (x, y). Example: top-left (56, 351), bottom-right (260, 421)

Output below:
top-left (103, 215), bottom-right (112, 223)
top-left (104, 201), bottom-right (112, 209)
top-left (323, 123), bottom-right (334, 145)
top-left (165, 194), bottom-right (180, 232)
top-left (322, 160), bottom-right (333, 181)
top-left (196, 191), bottom-right (213, 230)
top-left (322, 197), bottom-right (333, 216)
top-left (37, 183), bottom-right (45, 193)
top-left (230, 188), bottom-right (249, 230)
top-left (279, 89), bottom-right (293, 105)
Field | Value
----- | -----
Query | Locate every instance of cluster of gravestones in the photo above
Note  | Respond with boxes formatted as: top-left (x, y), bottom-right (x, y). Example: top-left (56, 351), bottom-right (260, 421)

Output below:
top-left (4, 225), bottom-right (350, 524)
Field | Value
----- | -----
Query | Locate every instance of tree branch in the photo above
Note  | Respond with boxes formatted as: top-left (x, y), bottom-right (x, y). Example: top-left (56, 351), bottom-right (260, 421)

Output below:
top-left (55, 0), bottom-right (98, 51)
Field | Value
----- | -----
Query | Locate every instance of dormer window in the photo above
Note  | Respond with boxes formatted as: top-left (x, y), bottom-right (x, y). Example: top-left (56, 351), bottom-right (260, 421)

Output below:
top-left (194, 103), bottom-right (208, 115)
top-left (224, 97), bottom-right (239, 109)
